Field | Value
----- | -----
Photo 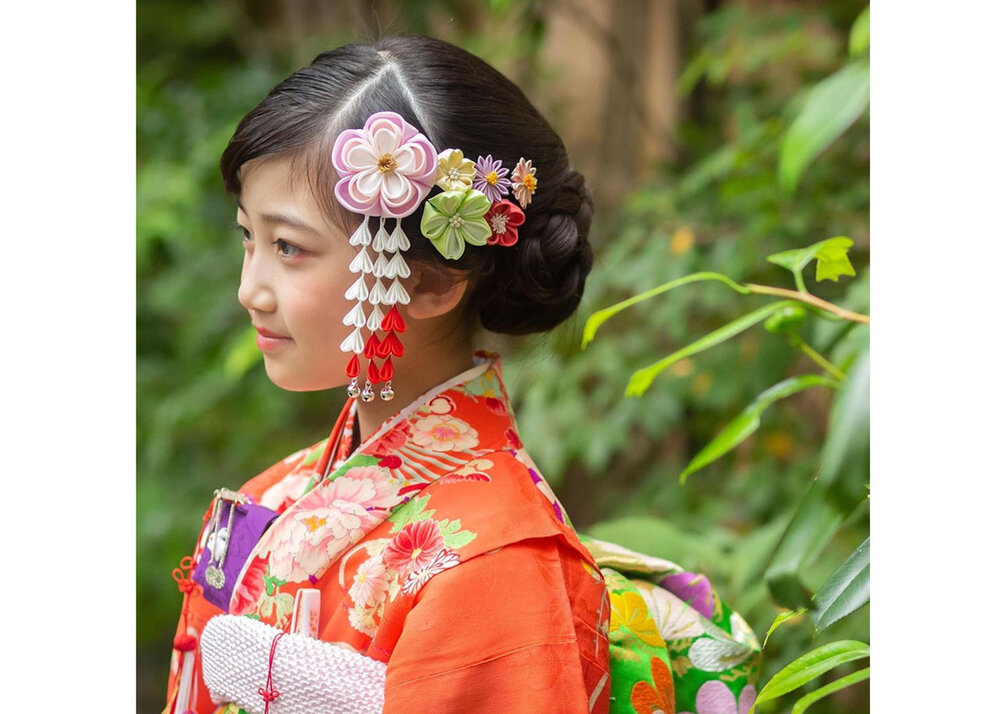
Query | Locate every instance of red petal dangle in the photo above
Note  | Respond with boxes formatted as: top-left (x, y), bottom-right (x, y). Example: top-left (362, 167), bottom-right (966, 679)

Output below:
top-left (345, 354), bottom-right (360, 378)
top-left (363, 333), bottom-right (381, 359)
top-left (380, 357), bottom-right (394, 381)
top-left (381, 331), bottom-right (405, 358)
top-left (374, 331), bottom-right (389, 359)
top-left (381, 305), bottom-right (407, 333)
top-left (367, 359), bottom-right (382, 385)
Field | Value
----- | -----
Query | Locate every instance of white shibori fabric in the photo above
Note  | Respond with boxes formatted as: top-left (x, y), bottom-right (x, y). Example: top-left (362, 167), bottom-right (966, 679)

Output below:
top-left (201, 615), bottom-right (387, 714)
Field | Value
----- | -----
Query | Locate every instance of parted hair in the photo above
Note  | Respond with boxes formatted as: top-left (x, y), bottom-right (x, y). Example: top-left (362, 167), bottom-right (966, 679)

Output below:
top-left (220, 34), bottom-right (594, 335)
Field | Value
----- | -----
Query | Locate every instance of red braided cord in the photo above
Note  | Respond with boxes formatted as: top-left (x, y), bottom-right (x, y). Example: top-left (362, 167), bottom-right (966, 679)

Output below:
top-left (258, 631), bottom-right (285, 713)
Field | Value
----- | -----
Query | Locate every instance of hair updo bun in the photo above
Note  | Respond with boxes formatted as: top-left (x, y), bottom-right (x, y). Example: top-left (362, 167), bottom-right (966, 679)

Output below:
top-left (472, 170), bottom-right (594, 335)
top-left (220, 35), bottom-right (596, 336)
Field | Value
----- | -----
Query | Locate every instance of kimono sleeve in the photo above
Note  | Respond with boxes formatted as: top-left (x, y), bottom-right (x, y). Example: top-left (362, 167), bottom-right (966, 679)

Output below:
top-left (382, 535), bottom-right (610, 714)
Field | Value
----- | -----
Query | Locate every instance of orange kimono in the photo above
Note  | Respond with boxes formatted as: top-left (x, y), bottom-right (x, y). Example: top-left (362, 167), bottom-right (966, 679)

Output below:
top-left (165, 353), bottom-right (611, 713)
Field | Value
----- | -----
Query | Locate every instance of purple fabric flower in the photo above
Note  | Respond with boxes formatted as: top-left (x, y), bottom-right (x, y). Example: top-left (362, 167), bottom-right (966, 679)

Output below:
top-left (660, 571), bottom-right (715, 620)
top-left (473, 154), bottom-right (511, 203)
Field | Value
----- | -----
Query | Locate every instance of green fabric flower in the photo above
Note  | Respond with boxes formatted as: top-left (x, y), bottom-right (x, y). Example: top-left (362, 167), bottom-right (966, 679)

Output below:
top-left (419, 188), bottom-right (491, 260)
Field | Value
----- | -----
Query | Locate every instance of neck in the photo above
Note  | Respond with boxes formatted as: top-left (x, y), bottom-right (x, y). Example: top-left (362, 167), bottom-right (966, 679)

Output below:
top-left (354, 341), bottom-right (476, 442)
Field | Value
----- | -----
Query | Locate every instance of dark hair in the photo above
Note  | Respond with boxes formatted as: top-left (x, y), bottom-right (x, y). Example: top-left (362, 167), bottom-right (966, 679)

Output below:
top-left (221, 35), bottom-right (593, 335)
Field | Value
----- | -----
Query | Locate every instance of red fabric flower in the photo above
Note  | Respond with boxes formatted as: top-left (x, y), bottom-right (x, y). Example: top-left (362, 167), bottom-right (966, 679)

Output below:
top-left (484, 199), bottom-right (525, 247)
top-left (382, 519), bottom-right (445, 577)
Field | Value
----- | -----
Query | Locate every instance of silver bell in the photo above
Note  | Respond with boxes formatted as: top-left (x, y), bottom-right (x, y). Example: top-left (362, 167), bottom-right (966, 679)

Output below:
top-left (360, 384), bottom-right (376, 402)
top-left (380, 385), bottom-right (395, 401)
top-left (346, 379), bottom-right (361, 399)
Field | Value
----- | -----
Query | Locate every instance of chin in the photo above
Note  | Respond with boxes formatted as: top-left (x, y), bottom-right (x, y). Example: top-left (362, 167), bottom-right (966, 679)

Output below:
top-left (263, 362), bottom-right (346, 393)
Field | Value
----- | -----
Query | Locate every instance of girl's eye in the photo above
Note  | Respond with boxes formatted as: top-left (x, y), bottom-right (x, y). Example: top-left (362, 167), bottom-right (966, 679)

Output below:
top-left (273, 239), bottom-right (302, 258)
top-left (237, 224), bottom-right (252, 245)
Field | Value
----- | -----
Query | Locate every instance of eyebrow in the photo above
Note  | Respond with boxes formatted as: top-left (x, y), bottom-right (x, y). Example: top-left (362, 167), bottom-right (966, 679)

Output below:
top-left (237, 200), bottom-right (322, 235)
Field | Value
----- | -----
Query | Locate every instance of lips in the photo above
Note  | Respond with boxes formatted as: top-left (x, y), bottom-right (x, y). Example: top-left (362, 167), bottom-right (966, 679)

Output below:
top-left (254, 326), bottom-right (289, 339)
top-left (254, 325), bottom-right (292, 351)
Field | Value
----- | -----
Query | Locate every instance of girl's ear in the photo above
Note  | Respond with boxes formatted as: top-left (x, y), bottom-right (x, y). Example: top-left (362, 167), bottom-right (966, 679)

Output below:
top-left (405, 262), bottom-right (470, 320)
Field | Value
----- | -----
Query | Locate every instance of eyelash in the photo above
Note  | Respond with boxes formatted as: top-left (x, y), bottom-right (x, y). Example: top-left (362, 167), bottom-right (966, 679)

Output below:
top-left (236, 224), bottom-right (302, 258)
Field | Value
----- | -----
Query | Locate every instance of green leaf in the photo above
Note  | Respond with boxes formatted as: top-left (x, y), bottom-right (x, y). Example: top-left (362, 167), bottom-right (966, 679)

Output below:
top-left (679, 375), bottom-right (839, 483)
top-left (779, 61), bottom-right (869, 191)
top-left (815, 239), bottom-right (857, 282)
top-left (812, 537), bottom-right (870, 632)
top-left (749, 640), bottom-right (870, 713)
top-left (762, 608), bottom-right (807, 649)
top-left (625, 301), bottom-right (797, 397)
top-left (767, 237), bottom-right (855, 285)
top-left (817, 347), bottom-right (869, 509)
top-left (792, 667), bottom-right (871, 714)
top-left (581, 272), bottom-right (750, 349)
top-left (765, 481), bottom-right (847, 608)
top-left (848, 7), bottom-right (870, 58)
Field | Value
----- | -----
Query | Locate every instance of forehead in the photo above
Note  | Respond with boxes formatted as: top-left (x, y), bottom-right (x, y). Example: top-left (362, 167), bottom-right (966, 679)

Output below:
top-left (237, 156), bottom-right (328, 225)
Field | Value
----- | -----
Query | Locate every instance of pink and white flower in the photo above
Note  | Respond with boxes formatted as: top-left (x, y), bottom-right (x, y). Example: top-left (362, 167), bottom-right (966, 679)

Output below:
top-left (332, 111), bottom-right (437, 218)
top-left (679, 681), bottom-right (756, 714)
top-left (348, 554), bottom-right (390, 608)
top-left (259, 466), bottom-right (399, 582)
top-left (411, 414), bottom-right (479, 452)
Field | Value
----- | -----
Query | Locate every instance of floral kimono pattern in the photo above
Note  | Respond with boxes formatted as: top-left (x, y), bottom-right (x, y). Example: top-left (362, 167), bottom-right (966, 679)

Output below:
top-left (165, 353), bottom-right (611, 714)
top-left (581, 538), bottom-right (761, 714)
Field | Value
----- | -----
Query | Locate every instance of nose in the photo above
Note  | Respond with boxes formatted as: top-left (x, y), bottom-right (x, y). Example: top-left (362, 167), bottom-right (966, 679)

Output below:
top-left (237, 249), bottom-right (277, 314)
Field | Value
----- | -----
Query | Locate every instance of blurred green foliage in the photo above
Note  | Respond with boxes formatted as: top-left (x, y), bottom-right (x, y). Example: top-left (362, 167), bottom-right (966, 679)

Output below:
top-left (138, 1), bottom-right (868, 711)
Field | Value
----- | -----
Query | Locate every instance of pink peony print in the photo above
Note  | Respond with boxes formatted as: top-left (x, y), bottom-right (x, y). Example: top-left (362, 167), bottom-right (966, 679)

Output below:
top-left (258, 472), bottom-right (312, 511)
top-left (259, 466), bottom-right (400, 582)
top-left (411, 414), bottom-right (479, 452)
top-left (382, 520), bottom-right (445, 577)
top-left (348, 554), bottom-right (390, 608)
top-left (679, 682), bottom-right (756, 714)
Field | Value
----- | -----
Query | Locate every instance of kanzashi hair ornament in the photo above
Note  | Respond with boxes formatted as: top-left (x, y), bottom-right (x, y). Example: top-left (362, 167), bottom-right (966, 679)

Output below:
top-left (333, 110), bottom-right (538, 401)
top-left (332, 111), bottom-right (436, 402)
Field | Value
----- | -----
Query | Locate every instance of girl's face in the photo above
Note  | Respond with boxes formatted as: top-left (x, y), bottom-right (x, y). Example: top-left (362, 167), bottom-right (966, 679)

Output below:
top-left (236, 156), bottom-right (357, 391)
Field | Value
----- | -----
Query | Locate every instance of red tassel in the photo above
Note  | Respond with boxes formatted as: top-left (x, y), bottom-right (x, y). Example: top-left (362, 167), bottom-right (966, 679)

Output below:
top-left (380, 331), bottom-right (405, 358)
top-left (363, 333), bottom-right (380, 359)
top-left (367, 359), bottom-right (382, 384)
top-left (381, 305), bottom-right (407, 333)
top-left (380, 357), bottom-right (394, 381)
top-left (345, 354), bottom-right (360, 378)
top-left (173, 634), bottom-right (198, 652)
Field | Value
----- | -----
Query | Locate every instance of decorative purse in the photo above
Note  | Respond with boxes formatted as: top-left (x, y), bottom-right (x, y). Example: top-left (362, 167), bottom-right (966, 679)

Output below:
top-left (193, 488), bottom-right (280, 611)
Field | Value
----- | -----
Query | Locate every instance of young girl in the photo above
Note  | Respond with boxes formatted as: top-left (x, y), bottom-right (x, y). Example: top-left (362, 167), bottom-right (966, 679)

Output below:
top-left (164, 34), bottom-right (610, 713)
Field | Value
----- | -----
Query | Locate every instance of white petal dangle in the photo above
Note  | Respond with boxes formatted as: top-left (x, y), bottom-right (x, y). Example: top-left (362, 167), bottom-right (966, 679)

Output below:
top-left (348, 220), bottom-right (371, 247)
top-left (339, 327), bottom-right (364, 354)
top-left (349, 246), bottom-right (373, 274)
top-left (344, 275), bottom-right (369, 301)
top-left (371, 220), bottom-right (390, 252)
top-left (387, 220), bottom-right (411, 251)
top-left (386, 278), bottom-right (411, 305)
top-left (366, 304), bottom-right (385, 332)
top-left (368, 279), bottom-right (388, 305)
top-left (372, 252), bottom-right (389, 278)
top-left (384, 251), bottom-right (411, 279)
top-left (342, 301), bottom-right (367, 328)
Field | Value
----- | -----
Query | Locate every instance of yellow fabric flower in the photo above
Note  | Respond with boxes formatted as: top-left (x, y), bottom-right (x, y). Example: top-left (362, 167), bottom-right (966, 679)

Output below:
top-left (435, 148), bottom-right (476, 191)
top-left (609, 591), bottom-right (666, 648)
